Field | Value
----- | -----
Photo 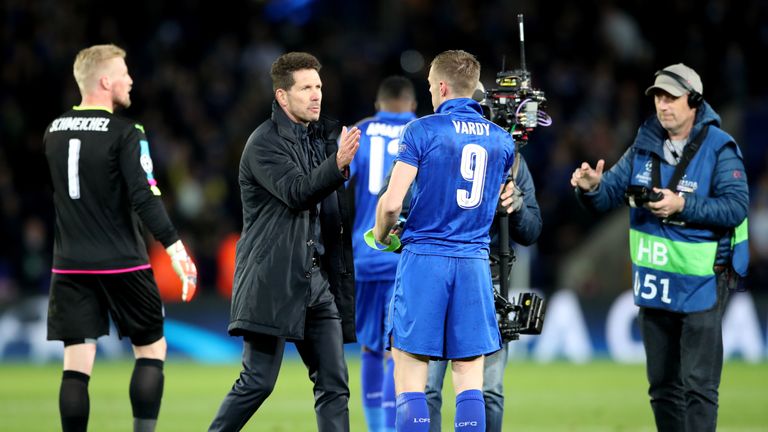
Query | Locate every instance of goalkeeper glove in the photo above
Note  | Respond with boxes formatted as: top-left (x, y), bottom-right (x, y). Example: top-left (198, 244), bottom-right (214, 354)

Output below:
top-left (165, 240), bottom-right (198, 302)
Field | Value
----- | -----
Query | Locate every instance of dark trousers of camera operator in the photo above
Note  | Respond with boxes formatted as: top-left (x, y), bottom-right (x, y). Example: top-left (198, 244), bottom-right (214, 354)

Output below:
top-left (638, 269), bottom-right (730, 432)
top-left (208, 266), bottom-right (350, 432)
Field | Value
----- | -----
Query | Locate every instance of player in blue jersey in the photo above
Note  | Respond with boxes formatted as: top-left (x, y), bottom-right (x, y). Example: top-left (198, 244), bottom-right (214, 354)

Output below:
top-left (373, 50), bottom-right (516, 432)
top-left (349, 76), bottom-right (417, 432)
top-left (425, 83), bottom-right (543, 432)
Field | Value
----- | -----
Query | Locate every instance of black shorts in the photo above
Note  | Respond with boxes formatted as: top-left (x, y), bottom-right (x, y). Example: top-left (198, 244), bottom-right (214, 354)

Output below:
top-left (47, 269), bottom-right (164, 346)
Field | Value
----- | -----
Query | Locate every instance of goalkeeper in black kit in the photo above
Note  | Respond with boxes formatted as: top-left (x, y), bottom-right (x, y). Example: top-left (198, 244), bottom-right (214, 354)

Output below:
top-left (44, 44), bottom-right (198, 432)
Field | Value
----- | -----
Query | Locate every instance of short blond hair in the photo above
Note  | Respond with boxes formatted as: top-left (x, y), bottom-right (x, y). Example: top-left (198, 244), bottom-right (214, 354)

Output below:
top-left (73, 44), bottom-right (126, 93)
top-left (430, 50), bottom-right (480, 97)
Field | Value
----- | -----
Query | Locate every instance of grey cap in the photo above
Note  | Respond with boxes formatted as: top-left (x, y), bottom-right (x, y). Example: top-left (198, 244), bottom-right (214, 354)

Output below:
top-left (645, 63), bottom-right (703, 97)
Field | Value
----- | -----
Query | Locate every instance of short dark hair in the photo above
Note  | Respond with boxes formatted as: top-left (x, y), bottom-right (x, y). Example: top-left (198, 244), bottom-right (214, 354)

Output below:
top-left (377, 76), bottom-right (415, 102)
top-left (270, 52), bottom-right (321, 91)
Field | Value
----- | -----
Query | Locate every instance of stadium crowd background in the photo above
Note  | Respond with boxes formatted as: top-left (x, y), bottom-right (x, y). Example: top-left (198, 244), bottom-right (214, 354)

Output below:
top-left (2, 0), bottom-right (768, 305)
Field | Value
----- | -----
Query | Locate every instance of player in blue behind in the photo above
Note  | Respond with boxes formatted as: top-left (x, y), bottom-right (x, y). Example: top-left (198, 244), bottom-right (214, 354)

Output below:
top-left (349, 76), bottom-right (418, 432)
top-left (373, 50), bottom-right (516, 432)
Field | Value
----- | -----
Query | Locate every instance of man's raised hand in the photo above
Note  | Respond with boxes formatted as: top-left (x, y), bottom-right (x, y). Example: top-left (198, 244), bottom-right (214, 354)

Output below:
top-left (336, 126), bottom-right (361, 170)
top-left (570, 159), bottom-right (605, 192)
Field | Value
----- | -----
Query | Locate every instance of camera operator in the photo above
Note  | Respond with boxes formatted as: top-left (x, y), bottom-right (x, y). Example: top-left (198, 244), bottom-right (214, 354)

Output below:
top-left (424, 81), bottom-right (542, 432)
top-left (571, 63), bottom-right (749, 432)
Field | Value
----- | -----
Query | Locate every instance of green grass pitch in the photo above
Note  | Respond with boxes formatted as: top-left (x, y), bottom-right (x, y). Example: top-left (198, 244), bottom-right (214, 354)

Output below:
top-left (1, 359), bottom-right (765, 431)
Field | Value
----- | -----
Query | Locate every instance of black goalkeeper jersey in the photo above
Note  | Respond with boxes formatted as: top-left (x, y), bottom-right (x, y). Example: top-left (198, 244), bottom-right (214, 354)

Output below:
top-left (44, 106), bottom-right (179, 271)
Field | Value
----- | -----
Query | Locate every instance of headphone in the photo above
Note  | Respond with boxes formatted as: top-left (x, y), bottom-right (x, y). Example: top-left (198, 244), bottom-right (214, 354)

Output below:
top-left (654, 69), bottom-right (703, 108)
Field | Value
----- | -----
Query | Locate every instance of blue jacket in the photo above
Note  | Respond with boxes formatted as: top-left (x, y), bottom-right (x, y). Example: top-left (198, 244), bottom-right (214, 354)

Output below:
top-left (490, 155), bottom-right (543, 248)
top-left (578, 101), bottom-right (748, 268)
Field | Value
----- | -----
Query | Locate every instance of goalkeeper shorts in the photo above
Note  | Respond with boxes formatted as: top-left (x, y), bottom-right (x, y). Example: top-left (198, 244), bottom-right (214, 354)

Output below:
top-left (47, 269), bottom-right (164, 346)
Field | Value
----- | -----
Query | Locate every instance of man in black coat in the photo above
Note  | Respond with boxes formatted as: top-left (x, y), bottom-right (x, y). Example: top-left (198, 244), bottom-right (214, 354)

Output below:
top-left (209, 52), bottom-right (361, 432)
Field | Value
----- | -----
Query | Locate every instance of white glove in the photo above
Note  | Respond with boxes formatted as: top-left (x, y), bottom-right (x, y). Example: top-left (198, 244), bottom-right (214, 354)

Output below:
top-left (165, 240), bottom-right (198, 302)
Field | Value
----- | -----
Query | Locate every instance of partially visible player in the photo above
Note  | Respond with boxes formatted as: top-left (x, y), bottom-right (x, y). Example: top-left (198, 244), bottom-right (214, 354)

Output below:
top-left (45, 44), bottom-right (197, 432)
top-left (349, 76), bottom-right (417, 432)
top-left (374, 50), bottom-right (515, 432)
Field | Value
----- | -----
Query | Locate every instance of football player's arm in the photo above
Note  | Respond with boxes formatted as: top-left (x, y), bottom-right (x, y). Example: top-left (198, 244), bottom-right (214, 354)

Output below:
top-left (118, 125), bottom-right (178, 247)
top-left (119, 125), bottom-right (197, 301)
top-left (374, 161), bottom-right (417, 244)
top-left (379, 160), bottom-right (413, 218)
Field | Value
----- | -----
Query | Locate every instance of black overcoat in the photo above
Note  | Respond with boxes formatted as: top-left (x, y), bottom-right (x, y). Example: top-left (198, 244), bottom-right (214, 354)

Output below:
top-left (228, 101), bottom-right (356, 343)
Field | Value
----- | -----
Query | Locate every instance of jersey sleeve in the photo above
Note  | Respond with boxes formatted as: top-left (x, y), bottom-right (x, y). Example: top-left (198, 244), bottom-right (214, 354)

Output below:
top-left (395, 121), bottom-right (423, 168)
top-left (503, 138), bottom-right (516, 183)
top-left (118, 123), bottom-right (179, 247)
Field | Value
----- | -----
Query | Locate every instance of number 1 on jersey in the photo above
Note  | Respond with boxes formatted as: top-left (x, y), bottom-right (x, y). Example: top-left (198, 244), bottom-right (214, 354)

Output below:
top-left (68, 138), bottom-right (81, 199)
top-left (457, 144), bottom-right (488, 209)
top-left (368, 136), bottom-right (399, 194)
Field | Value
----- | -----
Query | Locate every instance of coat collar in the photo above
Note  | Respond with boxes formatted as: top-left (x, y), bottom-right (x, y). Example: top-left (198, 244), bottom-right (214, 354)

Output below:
top-left (271, 99), bottom-right (335, 144)
top-left (271, 100), bottom-right (303, 144)
top-left (634, 100), bottom-right (721, 155)
top-left (435, 97), bottom-right (483, 116)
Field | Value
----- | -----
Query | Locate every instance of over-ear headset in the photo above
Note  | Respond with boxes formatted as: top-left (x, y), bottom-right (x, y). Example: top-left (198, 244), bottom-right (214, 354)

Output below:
top-left (654, 69), bottom-right (703, 108)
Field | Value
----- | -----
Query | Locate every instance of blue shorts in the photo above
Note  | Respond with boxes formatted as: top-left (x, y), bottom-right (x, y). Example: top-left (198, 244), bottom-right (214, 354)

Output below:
top-left (355, 279), bottom-right (394, 352)
top-left (386, 250), bottom-right (501, 359)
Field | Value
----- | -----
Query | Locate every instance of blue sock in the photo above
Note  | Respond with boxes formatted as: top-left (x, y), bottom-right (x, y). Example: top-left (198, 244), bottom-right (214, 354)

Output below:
top-left (454, 390), bottom-right (485, 431)
top-left (396, 392), bottom-right (430, 432)
top-left (362, 351), bottom-right (385, 431)
top-left (382, 357), bottom-right (396, 432)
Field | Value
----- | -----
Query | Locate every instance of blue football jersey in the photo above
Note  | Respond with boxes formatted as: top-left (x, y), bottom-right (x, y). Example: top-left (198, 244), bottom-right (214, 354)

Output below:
top-left (397, 98), bottom-right (515, 257)
top-left (349, 110), bottom-right (417, 281)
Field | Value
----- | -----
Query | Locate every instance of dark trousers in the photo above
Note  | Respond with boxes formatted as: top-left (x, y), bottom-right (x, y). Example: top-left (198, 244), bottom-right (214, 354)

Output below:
top-left (208, 299), bottom-right (350, 432)
top-left (638, 272), bottom-right (729, 432)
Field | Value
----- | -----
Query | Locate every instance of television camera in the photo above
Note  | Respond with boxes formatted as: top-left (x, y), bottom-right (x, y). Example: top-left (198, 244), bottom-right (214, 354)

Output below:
top-left (487, 14), bottom-right (550, 342)
top-left (485, 15), bottom-right (551, 147)
top-left (494, 290), bottom-right (545, 342)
